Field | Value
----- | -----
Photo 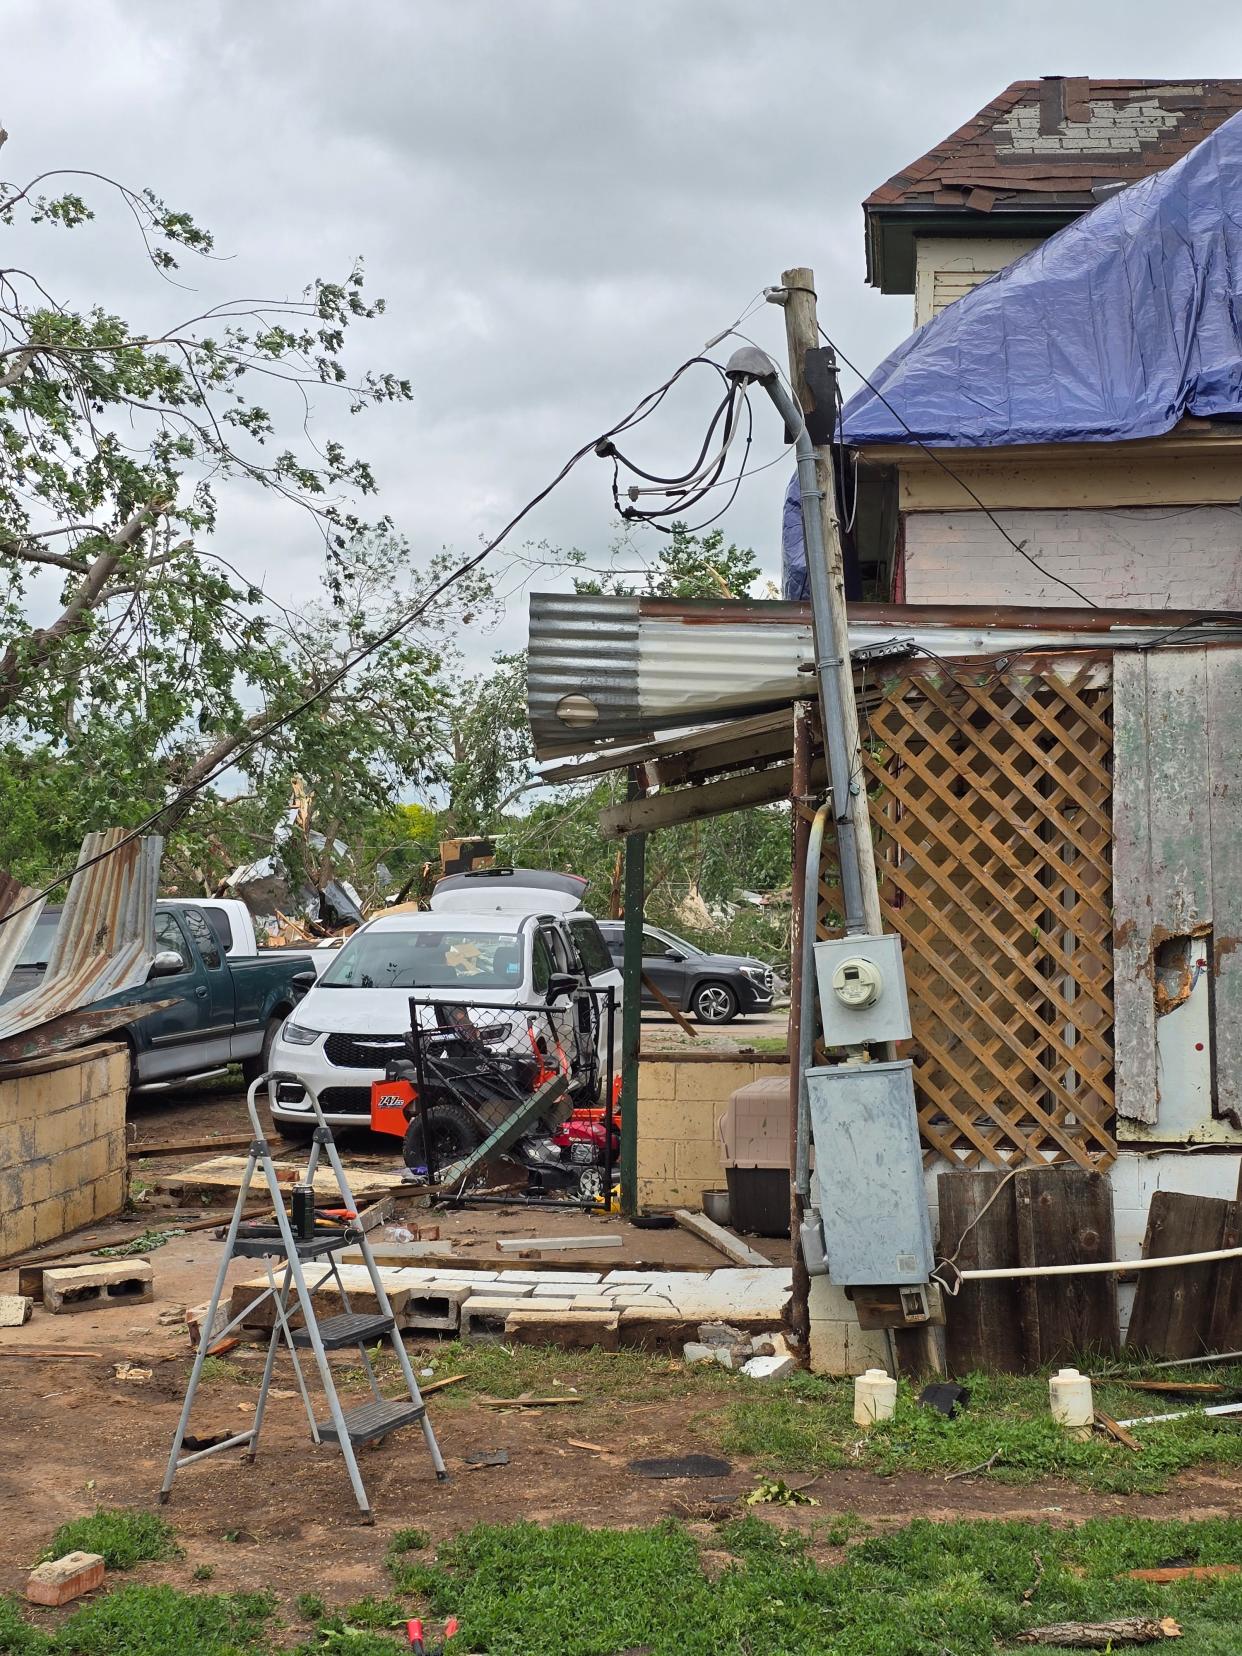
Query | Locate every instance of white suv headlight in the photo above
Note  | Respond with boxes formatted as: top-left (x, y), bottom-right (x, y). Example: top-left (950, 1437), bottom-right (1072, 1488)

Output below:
top-left (281, 1022), bottom-right (322, 1046)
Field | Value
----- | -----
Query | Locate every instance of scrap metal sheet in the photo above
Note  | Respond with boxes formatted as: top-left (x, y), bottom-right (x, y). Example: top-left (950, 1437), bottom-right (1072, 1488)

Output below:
top-left (0, 830), bottom-right (163, 1044)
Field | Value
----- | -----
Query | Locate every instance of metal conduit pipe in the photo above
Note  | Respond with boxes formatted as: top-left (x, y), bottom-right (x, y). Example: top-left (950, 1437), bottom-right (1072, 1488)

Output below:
top-left (795, 801), bottom-right (831, 1202)
top-left (953, 1245), bottom-right (1242, 1282)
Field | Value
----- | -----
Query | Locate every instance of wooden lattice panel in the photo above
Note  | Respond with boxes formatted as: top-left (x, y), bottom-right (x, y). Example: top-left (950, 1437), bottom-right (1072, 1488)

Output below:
top-left (818, 661), bottom-right (1117, 1170)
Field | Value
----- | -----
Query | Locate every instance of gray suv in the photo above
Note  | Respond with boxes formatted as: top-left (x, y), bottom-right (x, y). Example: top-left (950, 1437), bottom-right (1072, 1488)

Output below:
top-left (597, 921), bottom-right (773, 1024)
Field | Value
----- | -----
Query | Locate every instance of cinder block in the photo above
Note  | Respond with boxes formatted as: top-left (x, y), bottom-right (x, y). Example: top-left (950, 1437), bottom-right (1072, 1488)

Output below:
top-left (674, 1062), bottom-right (755, 1104)
top-left (459, 1294), bottom-right (543, 1341)
top-left (0, 1205), bottom-right (35, 1259)
top-left (33, 1107), bottom-right (79, 1159)
top-left (506, 1309), bottom-right (620, 1351)
top-left (92, 1167), bottom-right (127, 1218)
top-left (43, 1259), bottom-right (154, 1314)
top-left (26, 1552), bottom-right (105, 1607)
top-left (32, 1195), bottom-right (68, 1246)
top-left (0, 1294), bottom-right (33, 1327)
top-left (20, 1155), bottom-right (56, 1205)
top-left (496, 1271), bottom-right (603, 1285)
top-left (673, 1140), bottom-right (727, 1184)
top-left (636, 1062), bottom-right (678, 1104)
top-left (617, 1306), bottom-right (699, 1351)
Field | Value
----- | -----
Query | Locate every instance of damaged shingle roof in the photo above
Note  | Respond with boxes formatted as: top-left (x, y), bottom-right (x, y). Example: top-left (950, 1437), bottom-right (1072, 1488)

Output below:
top-left (866, 77), bottom-right (1242, 290)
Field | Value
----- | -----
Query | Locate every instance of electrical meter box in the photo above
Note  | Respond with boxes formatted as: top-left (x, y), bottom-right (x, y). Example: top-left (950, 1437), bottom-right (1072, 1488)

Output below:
top-left (805, 1059), bottom-right (932, 1285)
top-left (813, 934), bottom-right (911, 1046)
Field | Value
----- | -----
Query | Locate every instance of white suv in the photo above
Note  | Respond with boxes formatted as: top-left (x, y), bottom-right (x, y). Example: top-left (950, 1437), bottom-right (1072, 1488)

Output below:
top-left (268, 871), bottom-right (621, 1139)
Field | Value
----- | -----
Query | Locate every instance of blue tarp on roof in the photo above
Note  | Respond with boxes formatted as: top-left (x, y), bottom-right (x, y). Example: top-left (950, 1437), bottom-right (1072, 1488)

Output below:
top-left (840, 110), bottom-right (1242, 449)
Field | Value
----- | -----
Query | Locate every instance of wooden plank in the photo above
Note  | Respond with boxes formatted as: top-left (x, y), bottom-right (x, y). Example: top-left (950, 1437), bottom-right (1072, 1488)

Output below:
top-left (496, 1235), bottom-right (623, 1254)
top-left (129, 1135), bottom-right (254, 1159)
top-left (672, 1208), bottom-right (771, 1268)
top-left (1014, 1167), bottom-right (1118, 1365)
top-left (938, 1171), bottom-right (1024, 1373)
top-left (599, 759), bottom-right (827, 840)
top-left (1207, 651), bottom-right (1242, 1124)
top-left (1127, 1191), bottom-right (1231, 1358)
top-left (1208, 1199), bottom-right (1242, 1350)
top-left (641, 972), bottom-right (698, 1038)
top-left (157, 1155), bottom-right (405, 1203)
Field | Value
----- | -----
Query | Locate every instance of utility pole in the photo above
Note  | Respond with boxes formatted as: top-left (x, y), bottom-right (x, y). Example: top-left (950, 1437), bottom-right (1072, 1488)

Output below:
top-left (618, 773), bottom-right (645, 1217)
top-left (775, 267), bottom-right (884, 937)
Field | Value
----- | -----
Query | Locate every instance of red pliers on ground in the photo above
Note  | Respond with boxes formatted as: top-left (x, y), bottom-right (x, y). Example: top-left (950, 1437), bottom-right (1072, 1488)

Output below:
top-left (406, 1617), bottom-right (460, 1653)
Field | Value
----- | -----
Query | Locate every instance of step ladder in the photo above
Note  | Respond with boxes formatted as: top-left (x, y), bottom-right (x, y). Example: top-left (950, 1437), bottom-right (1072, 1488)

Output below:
top-left (158, 1071), bottom-right (447, 1522)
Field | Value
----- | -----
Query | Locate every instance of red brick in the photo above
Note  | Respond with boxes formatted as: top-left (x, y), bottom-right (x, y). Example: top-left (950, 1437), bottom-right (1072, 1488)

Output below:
top-left (26, 1552), bottom-right (105, 1607)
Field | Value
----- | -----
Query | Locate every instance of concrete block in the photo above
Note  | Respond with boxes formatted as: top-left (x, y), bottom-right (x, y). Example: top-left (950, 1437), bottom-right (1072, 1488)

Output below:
top-left (43, 1259), bottom-right (153, 1314)
top-left (674, 1062), bottom-right (755, 1104)
top-left (683, 1342), bottom-right (715, 1363)
top-left (617, 1306), bottom-right (699, 1351)
top-left (505, 1308), bottom-right (621, 1351)
top-left (673, 1140), bottom-right (727, 1183)
top-left (459, 1295), bottom-right (538, 1341)
top-left (0, 1294), bottom-right (33, 1326)
top-left (740, 1354), bottom-right (796, 1381)
top-left (32, 1195), bottom-right (68, 1247)
top-left (636, 1062), bottom-right (678, 1104)
top-left (26, 1552), bottom-right (105, 1607)
top-left (495, 1270), bottom-right (603, 1284)
top-left (92, 1167), bottom-right (128, 1218)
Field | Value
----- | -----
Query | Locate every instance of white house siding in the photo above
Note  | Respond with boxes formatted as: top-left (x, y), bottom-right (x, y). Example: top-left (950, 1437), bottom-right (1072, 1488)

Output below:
top-left (902, 505), bottom-right (1242, 608)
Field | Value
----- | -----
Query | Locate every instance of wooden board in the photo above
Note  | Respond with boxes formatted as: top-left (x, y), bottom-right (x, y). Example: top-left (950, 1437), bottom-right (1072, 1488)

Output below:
top-left (1208, 1199), bottom-right (1242, 1351)
top-left (938, 1170), bottom-right (1024, 1372)
top-left (157, 1155), bottom-right (406, 1205)
top-left (1014, 1167), bottom-right (1118, 1364)
top-left (1127, 1191), bottom-right (1233, 1358)
top-left (672, 1209), bottom-right (771, 1268)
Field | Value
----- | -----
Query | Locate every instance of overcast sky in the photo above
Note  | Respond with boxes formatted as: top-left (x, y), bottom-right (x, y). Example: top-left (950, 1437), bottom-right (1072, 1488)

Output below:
top-left (7, 2), bottom-right (1242, 665)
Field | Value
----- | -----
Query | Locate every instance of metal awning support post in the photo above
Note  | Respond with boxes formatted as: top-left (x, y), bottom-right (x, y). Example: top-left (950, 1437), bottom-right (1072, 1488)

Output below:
top-left (618, 769), bottom-right (645, 1216)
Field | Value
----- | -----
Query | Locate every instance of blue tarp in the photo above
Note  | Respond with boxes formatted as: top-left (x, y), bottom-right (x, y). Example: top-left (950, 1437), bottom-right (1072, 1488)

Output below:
top-left (781, 472), bottom-right (809, 599)
top-left (840, 110), bottom-right (1242, 448)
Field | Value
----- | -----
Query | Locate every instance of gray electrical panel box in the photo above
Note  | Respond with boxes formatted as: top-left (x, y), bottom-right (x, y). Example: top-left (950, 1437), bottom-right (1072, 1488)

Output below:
top-left (814, 934), bottom-right (911, 1046)
top-left (805, 1059), bottom-right (932, 1286)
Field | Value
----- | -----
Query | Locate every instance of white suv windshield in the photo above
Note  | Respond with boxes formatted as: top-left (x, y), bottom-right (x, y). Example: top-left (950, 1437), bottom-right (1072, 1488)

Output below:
top-left (319, 929), bottom-right (523, 990)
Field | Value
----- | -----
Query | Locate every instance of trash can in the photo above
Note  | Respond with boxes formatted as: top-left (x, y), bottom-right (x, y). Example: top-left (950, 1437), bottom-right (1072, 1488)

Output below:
top-left (720, 1076), bottom-right (790, 1237)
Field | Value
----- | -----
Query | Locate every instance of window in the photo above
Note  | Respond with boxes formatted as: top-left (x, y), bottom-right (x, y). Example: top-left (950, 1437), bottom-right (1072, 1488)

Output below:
top-left (531, 931), bottom-right (553, 995)
top-left (543, 926), bottom-right (574, 975)
top-left (203, 905), bottom-right (234, 951)
top-left (181, 906), bottom-right (222, 969)
top-left (641, 929), bottom-right (673, 958)
top-left (568, 917), bottom-right (612, 979)
top-left (153, 911), bottom-right (193, 973)
top-left (319, 928), bottom-right (524, 990)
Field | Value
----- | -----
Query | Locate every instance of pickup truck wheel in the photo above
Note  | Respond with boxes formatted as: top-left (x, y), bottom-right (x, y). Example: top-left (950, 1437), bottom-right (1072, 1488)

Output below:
top-left (241, 1015), bottom-right (284, 1086)
top-left (402, 1103), bottom-right (482, 1175)
top-left (693, 981), bottom-right (738, 1024)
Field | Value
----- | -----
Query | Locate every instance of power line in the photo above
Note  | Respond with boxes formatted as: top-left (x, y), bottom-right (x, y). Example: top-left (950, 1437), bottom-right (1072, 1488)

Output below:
top-left (814, 323), bottom-right (1098, 609)
top-left (0, 350), bottom-right (719, 925)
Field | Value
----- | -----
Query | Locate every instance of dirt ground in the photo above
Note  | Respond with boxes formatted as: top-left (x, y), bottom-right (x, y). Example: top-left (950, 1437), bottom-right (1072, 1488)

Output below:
top-left (5, 1064), bottom-right (1242, 1620)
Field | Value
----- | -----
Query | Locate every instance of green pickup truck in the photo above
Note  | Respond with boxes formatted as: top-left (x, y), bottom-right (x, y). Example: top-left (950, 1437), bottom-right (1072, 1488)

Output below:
top-left (4, 900), bottom-right (312, 1093)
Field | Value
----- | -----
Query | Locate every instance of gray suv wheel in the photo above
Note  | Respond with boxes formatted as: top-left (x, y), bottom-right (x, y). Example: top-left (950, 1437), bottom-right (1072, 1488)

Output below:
top-left (693, 981), bottom-right (737, 1024)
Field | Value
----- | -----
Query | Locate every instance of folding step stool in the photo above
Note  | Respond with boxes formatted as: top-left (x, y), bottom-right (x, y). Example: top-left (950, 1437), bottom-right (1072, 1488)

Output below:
top-left (159, 1071), bottom-right (447, 1522)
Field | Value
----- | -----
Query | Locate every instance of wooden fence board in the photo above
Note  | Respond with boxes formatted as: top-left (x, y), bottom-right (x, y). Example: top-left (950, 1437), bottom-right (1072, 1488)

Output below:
top-left (938, 1170), bottom-right (1024, 1372)
top-left (1127, 1191), bottom-right (1233, 1358)
top-left (1014, 1167), bottom-right (1118, 1364)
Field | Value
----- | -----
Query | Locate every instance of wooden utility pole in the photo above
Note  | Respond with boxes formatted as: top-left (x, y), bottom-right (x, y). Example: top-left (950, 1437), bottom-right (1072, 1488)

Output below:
top-left (777, 266), bottom-right (884, 937)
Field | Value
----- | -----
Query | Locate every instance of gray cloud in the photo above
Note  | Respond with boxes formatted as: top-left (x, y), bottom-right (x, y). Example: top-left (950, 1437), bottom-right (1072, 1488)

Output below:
top-left (6, 1), bottom-right (1242, 665)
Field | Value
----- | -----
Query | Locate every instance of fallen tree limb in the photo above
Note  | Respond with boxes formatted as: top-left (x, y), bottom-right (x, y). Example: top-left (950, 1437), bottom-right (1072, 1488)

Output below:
top-left (1015, 1616), bottom-right (1180, 1647)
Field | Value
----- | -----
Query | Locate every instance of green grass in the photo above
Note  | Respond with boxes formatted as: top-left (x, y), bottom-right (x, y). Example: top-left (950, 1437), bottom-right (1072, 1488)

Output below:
top-left (9, 1513), bottom-right (1242, 1654)
top-left (712, 1364), bottom-right (1242, 1494)
top-left (197, 1356), bottom-right (256, 1385)
top-left (45, 1510), bottom-right (178, 1571)
top-left (0, 1586), bottom-right (274, 1655)
top-left (387, 1513), bottom-right (1242, 1655)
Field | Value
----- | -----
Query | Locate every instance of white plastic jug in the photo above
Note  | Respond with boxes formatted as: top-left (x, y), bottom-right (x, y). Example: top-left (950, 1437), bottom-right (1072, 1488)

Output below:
top-left (1049, 1367), bottom-right (1094, 1439)
top-left (853, 1367), bottom-right (897, 1428)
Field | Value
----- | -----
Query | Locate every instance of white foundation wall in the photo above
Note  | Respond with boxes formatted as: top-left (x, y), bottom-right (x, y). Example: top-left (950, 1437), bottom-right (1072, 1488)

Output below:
top-left (923, 1149), bottom-right (1242, 1341)
top-left (903, 506), bottom-right (1242, 608)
